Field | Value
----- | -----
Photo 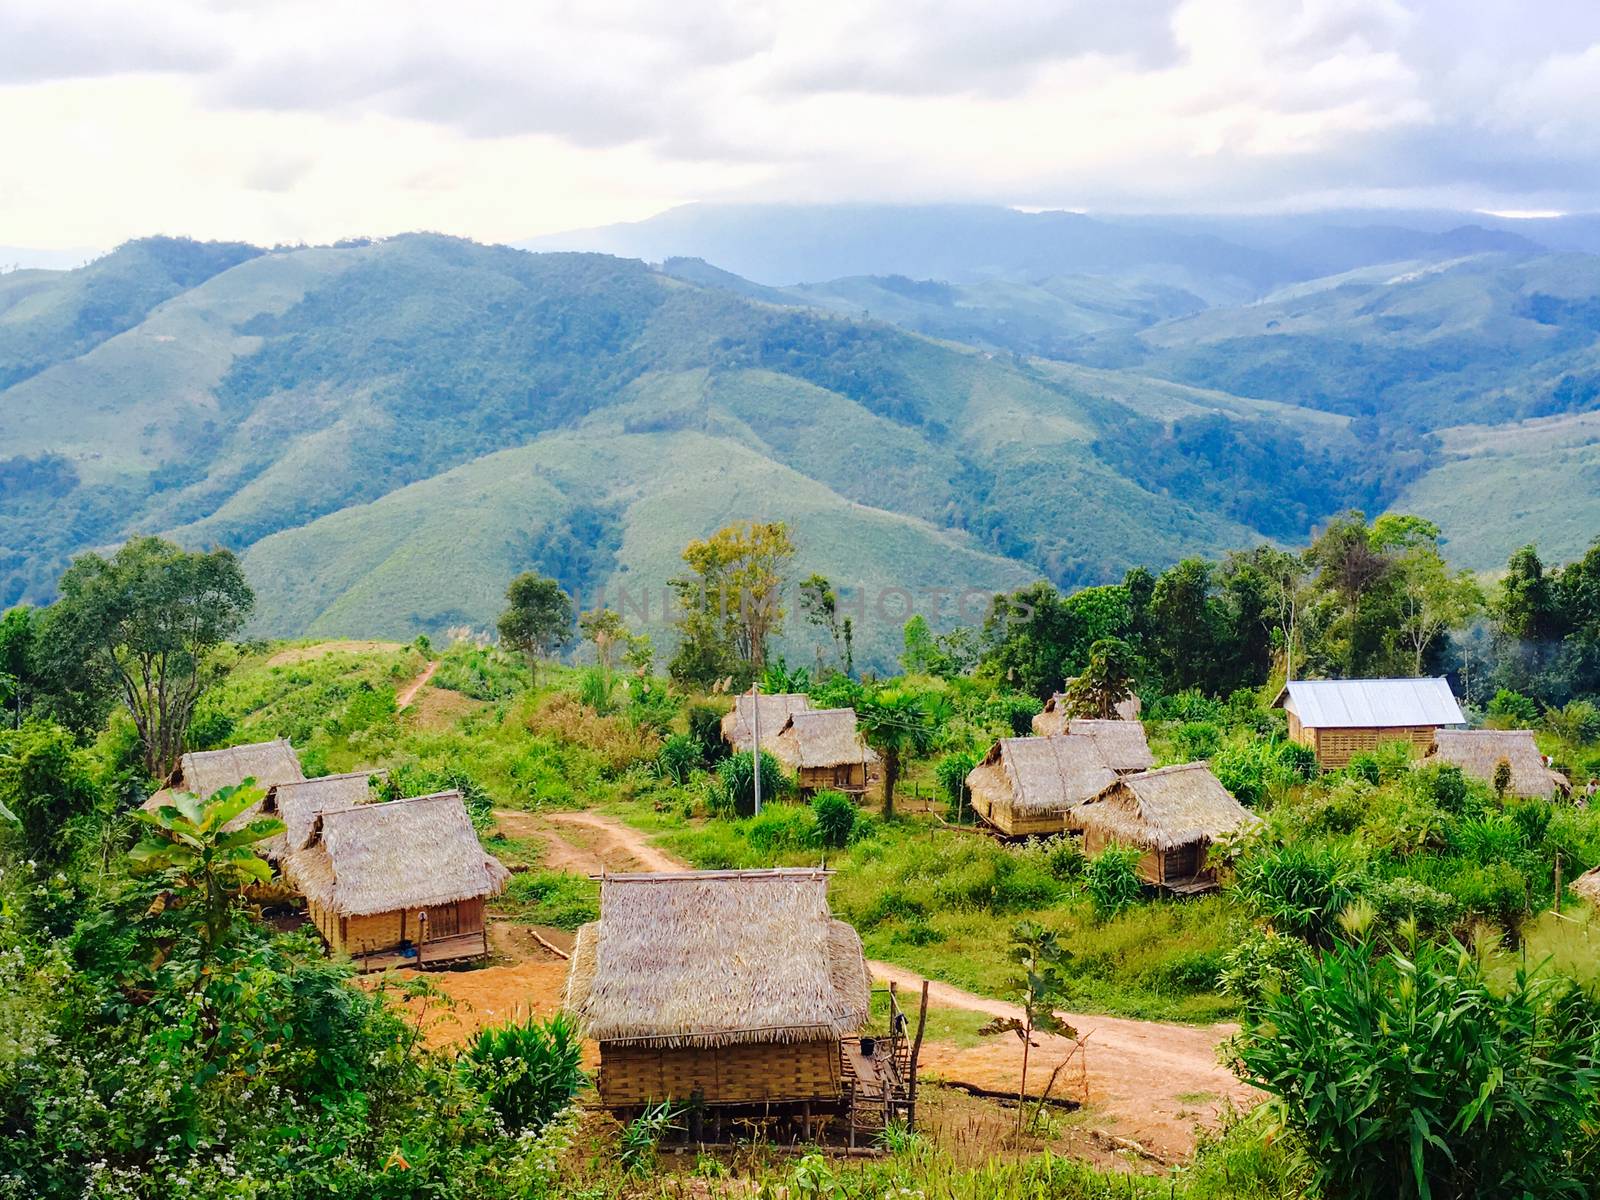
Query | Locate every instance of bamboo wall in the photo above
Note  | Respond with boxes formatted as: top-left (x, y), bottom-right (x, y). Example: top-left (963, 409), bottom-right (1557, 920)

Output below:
top-left (597, 1039), bottom-right (844, 1107)
top-left (797, 763), bottom-right (867, 794)
top-left (307, 898), bottom-right (486, 956)
top-left (968, 786), bottom-right (1068, 836)
top-left (1292, 722), bottom-right (1438, 769)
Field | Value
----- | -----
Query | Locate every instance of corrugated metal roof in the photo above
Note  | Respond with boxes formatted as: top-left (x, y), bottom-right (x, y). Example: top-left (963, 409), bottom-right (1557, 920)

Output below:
top-left (1275, 677), bottom-right (1464, 729)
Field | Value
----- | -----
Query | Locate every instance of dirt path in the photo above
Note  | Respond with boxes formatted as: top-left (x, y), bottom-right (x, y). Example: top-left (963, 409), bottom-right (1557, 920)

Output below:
top-left (525, 809), bottom-right (1255, 1161)
top-left (396, 660), bottom-right (439, 710)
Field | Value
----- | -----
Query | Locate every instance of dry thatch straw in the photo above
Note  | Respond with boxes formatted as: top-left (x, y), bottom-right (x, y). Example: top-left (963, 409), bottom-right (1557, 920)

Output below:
top-left (563, 868), bottom-right (871, 1050)
top-left (140, 738), bottom-right (306, 830)
top-left (284, 791), bottom-right (509, 917)
top-left (966, 735), bottom-right (1119, 818)
top-left (1075, 763), bottom-right (1260, 851)
top-left (1032, 688), bottom-right (1140, 734)
top-left (1426, 729), bottom-right (1568, 797)
top-left (769, 708), bottom-right (878, 770)
top-left (1571, 867), bottom-right (1600, 908)
top-left (720, 693), bottom-right (811, 752)
top-left (262, 771), bottom-right (378, 862)
top-left (1066, 719), bottom-right (1154, 772)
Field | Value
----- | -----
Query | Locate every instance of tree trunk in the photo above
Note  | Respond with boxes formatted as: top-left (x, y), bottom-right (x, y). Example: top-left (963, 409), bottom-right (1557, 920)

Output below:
top-left (1016, 1022), bottom-right (1032, 1140)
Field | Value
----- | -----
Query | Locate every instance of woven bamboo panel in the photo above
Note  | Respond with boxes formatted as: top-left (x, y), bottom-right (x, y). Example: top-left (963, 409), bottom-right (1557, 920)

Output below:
top-left (599, 1040), bottom-right (843, 1106)
top-left (1314, 726), bottom-right (1436, 769)
top-left (990, 801), bottom-right (1067, 837)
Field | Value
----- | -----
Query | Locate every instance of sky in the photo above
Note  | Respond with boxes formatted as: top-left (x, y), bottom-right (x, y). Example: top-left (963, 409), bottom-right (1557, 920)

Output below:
top-left (3, 0), bottom-right (1600, 252)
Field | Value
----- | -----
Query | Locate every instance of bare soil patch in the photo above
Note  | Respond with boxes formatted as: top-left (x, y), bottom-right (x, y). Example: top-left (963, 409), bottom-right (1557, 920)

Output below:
top-left (403, 683), bottom-right (484, 732)
top-left (265, 640), bottom-right (405, 667)
top-left (396, 660), bottom-right (440, 709)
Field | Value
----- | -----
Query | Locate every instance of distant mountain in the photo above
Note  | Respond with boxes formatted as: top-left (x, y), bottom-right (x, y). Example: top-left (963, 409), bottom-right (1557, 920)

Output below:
top-left (1, 232), bottom-right (1400, 666)
top-left (521, 202), bottom-right (1551, 297)
top-left (4, 222), bottom-right (1598, 662)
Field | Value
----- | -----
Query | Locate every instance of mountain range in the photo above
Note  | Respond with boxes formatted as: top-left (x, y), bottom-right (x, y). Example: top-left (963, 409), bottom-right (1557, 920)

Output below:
top-left (4, 205), bottom-right (1599, 668)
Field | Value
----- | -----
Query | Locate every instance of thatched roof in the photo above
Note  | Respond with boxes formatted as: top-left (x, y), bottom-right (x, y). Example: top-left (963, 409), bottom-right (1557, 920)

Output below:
top-left (1273, 677), bottom-right (1464, 729)
top-left (262, 771), bottom-right (378, 862)
top-left (178, 739), bottom-right (304, 797)
top-left (1571, 867), bottom-right (1600, 908)
top-left (1033, 689), bottom-right (1140, 734)
top-left (721, 693), bottom-right (811, 751)
top-left (1066, 719), bottom-right (1154, 772)
top-left (142, 738), bottom-right (306, 818)
top-left (1075, 763), bottom-right (1260, 851)
top-left (769, 708), bottom-right (878, 770)
top-left (563, 868), bottom-right (871, 1051)
top-left (1426, 730), bottom-right (1568, 798)
top-left (283, 791), bottom-right (509, 917)
top-left (965, 735), bottom-right (1118, 817)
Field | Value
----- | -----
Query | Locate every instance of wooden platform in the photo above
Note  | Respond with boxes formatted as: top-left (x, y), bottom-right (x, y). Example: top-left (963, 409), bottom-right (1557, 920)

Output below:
top-left (1162, 875), bottom-right (1219, 896)
top-left (353, 931), bottom-right (490, 973)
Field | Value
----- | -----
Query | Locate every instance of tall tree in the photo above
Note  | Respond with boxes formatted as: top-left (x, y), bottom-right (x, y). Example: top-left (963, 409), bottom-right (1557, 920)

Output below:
top-left (0, 606), bottom-right (39, 729)
top-left (578, 607), bottom-right (627, 673)
top-left (669, 522), bottom-right (795, 684)
top-left (45, 538), bottom-right (253, 778)
top-left (857, 688), bottom-right (937, 821)
top-left (498, 573), bottom-right (574, 682)
top-left (800, 573), bottom-right (851, 676)
top-left (1394, 545), bottom-right (1483, 675)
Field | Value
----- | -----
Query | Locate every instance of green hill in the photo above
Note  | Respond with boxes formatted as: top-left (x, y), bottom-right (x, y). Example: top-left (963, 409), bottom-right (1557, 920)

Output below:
top-left (5, 229), bottom-right (1593, 653)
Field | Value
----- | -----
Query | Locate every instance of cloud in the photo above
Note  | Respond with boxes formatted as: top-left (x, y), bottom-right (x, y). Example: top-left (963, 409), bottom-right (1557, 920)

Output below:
top-left (1, 0), bottom-right (1600, 248)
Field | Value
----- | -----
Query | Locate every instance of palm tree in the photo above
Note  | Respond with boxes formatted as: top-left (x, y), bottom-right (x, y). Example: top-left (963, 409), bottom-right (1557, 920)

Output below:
top-left (131, 781), bottom-right (284, 968)
top-left (857, 689), bottom-right (938, 820)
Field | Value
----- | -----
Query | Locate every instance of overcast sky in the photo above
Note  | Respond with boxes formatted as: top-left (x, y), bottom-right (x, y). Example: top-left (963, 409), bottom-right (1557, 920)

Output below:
top-left (3, 0), bottom-right (1599, 251)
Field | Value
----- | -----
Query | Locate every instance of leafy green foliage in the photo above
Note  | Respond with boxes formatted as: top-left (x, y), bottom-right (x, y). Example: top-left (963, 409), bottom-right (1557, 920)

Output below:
top-left (655, 733), bottom-right (700, 785)
top-left (710, 750), bottom-right (790, 818)
top-left (1232, 936), bottom-right (1600, 1200)
top-left (1084, 846), bottom-right (1144, 919)
top-left (498, 871), bottom-right (599, 930)
top-left (1232, 843), bottom-right (1364, 945)
top-left (811, 789), bottom-right (857, 849)
top-left (0, 721), bottom-right (100, 864)
top-left (459, 1013), bottom-right (585, 1135)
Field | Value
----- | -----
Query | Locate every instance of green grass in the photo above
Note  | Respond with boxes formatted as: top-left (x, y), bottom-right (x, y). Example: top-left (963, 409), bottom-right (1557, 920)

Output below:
top-left (494, 871), bottom-right (599, 931)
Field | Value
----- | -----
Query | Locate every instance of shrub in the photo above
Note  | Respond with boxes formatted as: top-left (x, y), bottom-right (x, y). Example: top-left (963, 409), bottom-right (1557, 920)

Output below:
top-left (812, 790), bottom-right (857, 849)
top-left (742, 803), bottom-right (817, 854)
top-left (460, 1012), bottom-right (585, 1134)
top-left (1084, 846), bottom-right (1144, 919)
top-left (186, 706), bottom-right (235, 750)
top-left (336, 682), bottom-right (396, 734)
top-left (710, 750), bottom-right (790, 818)
top-left (1487, 688), bottom-right (1539, 725)
top-left (1218, 925), bottom-right (1313, 1007)
top-left (1175, 720), bottom-right (1222, 760)
top-left (655, 733), bottom-right (699, 785)
top-left (578, 668), bottom-right (619, 715)
top-left (1452, 813), bottom-right (1526, 865)
top-left (1366, 876), bottom-right (1461, 936)
top-left (1148, 689), bottom-right (1223, 723)
top-left (1232, 936), bottom-right (1600, 1200)
top-left (524, 692), bottom-right (660, 773)
top-left (687, 703), bottom-right (729, 765)
top-left (982, 691), bottom-right (1040, 737)
top-left (1213, 738), bottom-right (1311, 807)
top-left (1232, 842), bottom-right (1364, 945)
top-left (1445, 860), bottom-right (1529, 929)
top-left (382, 762), bottom-right (489, 828)
top-left (1039, 835), bottom-right (1086, 881)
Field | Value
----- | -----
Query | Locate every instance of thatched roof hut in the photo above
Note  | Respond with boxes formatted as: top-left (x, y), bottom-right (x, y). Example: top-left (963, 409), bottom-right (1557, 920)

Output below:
top-left (1425, 730), bottom-right (1568, 797)
top-left (1066, 719), bottom-right (1154, 772)
top-left (721, 693), bottom-right (811, 752)
top-left (261, 771), bottom-right (377, 862)
top-left (1274, 677), bottom-right (1465, 768)
top-left (769, 709), bottom-right (877, 793)
top-left (1032, 688), bottom-right (1140, 734)
top-left (1075, 763), bottom-right (1260, 890)
top-left (285, 791), bottom-right (509, 967)
top-left (564, 868), bottom-right (871, 1108)
top-left (965, 735), bottom-right (1118, 836)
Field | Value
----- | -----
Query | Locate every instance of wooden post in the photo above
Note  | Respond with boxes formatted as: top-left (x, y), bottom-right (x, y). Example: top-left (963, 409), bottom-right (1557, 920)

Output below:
top-left (907, 980), bottom-right (929, 1131)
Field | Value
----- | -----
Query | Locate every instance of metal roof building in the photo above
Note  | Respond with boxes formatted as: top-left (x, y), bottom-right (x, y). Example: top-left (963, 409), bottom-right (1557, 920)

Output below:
top-left (1273, 677), bottom-right (1465, 769)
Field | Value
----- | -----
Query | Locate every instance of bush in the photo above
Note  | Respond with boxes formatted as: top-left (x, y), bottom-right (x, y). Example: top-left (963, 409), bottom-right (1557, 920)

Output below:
top-left (1232, 842), bottom-right (1364, 944)
top-left (1039, 835), bottom-right (1086, 881)
top-left (1175, 720), bottom-right (1222, 760)
top-left (742, 803), bottom-right (817, 854)
top-left (1366, 876), bottom-right (1461, 936)
top-left (710, 750), bottom-right (790, 818)
top-left (1232, 936), bottom-right (1600, 1200)
top-left (655, 733), bottom-right (699, 785)
top-left (1213, 738), bottom-right (1311, 807)
top-left (1218, 925), bottom-right (1313, 1007)
top-left (578, 668), bottom-right (619, 715)
top-left (382, 762), bottom-right (489, 828)
top-left (1148, 689), bottom-right (1223, 723)
top-left (687, 703), bottom-right (729, 765)
top-left (1084, 846), bottom-right (1144, 919)
top-left (812, 790), bottom-right (857, 849)
top-left (460, 1013), bottom-right (585, 1134)
top-left (1487, 688), bottom-right (1539, 725)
